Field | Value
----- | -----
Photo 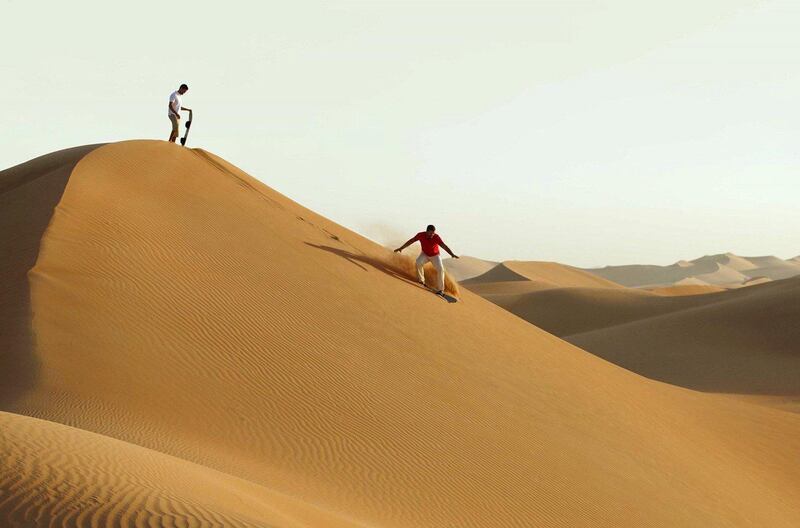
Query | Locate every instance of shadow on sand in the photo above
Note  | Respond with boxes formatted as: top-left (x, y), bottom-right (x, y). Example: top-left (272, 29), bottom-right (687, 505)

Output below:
top-left (305, 242), bottom-right (412, 280)
top-left (0, 144), bottom-right (102, 408)
top-left (304, 243), bottom-right (458, 303)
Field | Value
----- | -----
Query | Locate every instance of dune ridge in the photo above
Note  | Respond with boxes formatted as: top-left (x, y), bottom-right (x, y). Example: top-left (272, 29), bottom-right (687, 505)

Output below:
top-left (3, 141), bottom-right (800, 526)
top-left (0, 144), bottom-right (102, 406)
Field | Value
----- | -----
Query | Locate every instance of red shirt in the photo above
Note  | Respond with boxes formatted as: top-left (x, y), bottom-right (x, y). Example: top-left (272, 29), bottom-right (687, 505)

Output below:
top-left (415, 232), bottom-right (443, 256)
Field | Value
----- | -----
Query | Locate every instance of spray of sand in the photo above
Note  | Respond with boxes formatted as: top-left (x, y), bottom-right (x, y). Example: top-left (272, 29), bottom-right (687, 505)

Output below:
top-left (385, 250), bottom-right (460, 297)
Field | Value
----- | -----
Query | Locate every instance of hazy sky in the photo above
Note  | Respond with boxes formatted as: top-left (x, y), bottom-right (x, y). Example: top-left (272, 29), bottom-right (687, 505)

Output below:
top-left (3, 0), bottom-right (798, 266)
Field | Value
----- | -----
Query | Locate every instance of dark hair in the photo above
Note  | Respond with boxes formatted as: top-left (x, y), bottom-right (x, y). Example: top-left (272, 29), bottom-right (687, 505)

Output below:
top-left (426, 224), bottom-right (436, 231)
top-left (179, 83), bottom-right (189, 90)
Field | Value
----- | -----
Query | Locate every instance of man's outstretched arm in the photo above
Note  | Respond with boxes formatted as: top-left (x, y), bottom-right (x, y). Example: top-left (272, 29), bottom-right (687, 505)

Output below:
top-left (440, 242), bottom-right (459, 258)
top-left (394, 237), bottom-right (417, 253)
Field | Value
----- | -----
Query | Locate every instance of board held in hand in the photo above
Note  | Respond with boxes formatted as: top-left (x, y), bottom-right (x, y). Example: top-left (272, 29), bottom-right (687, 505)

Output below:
top-left (180, 109), bottom-right (193, 146)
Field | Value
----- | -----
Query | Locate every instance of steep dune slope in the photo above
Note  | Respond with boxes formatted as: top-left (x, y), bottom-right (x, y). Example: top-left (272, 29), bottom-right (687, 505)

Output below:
top-left (4, 141), bottom-right (800, 526)
top-left (0, 144), bottom-right (101, 404)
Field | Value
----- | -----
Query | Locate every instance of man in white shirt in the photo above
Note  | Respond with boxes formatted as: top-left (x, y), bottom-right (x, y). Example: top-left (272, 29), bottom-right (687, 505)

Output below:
top-left (168, 84), bottom-right (191, 143)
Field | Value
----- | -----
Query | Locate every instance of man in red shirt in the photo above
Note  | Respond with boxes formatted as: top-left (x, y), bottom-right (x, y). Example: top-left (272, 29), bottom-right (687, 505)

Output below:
top-left (394, 225), bottom-right (459, 294)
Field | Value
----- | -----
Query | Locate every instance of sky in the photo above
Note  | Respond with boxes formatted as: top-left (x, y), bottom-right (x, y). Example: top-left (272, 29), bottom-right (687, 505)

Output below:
top-left (2, 0), bottom-right (799, 267)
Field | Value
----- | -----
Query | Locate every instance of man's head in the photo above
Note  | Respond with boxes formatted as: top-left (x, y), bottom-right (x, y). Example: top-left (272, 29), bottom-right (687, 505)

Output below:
top-left (178, 83), bottom-right (189, 95)
top-left (425, 224), bottom-right (436, 238)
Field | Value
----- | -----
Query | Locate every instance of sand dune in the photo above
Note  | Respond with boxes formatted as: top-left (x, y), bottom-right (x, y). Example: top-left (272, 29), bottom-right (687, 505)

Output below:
top-left (648, 283), bottom-right (726, 296)
top-left (585, 263), bottom-right (695, 287)
top-left (470, 270), bottom-right (800, 402)
top-left (673, 276), bottom-right (713, 286)
top-left (0, 411), bottom-right (356, 528)
top-left (737, 276), bottom-right (773, 287)
top-left (587, 252), bottom-right (800, 288)
top-left (692, 252), bottom-right (757, 272)
top-left (4, 140), bottom-right (800, 526)
top-left (464, 279), bottom-right (559, 297)
top-left (648, 276), bottom-right (728, 295)
top-left (0, 144), bottom-right (101, 404)
top-left (476, 286), bottom-right (734, 337)
top-left (693, 263), bottom-right (750, 285)
top-left (464, 260), bottom-right (622, 290)
top-left (747, 266), bottom-right (798, 280)
top-left (569, 277), bottom-right (800, 396)
top-left (747, 255), bottom-right (793, 268)
top-left (442, 255), bottom-right (498, 282)
top-left (745, 260), bottom-right (800, 281)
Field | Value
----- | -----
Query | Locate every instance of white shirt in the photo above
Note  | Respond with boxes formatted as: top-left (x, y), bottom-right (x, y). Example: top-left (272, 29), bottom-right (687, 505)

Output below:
top-left (168, 91), bottom-right (182, 118)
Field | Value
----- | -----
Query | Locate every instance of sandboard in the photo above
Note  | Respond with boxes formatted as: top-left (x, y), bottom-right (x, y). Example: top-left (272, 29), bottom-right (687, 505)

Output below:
top-left (418, 282), bottom-right (458, 303)
top-left (180, 110), bottom-right (193, 146)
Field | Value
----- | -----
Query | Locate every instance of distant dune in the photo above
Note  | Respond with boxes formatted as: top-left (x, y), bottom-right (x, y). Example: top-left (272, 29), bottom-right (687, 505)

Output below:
top-left (748, 255), bottom-right (792, 268)
top-left (442, 255), bottom-right (498, 282)
top-left (569, 277), bottom-right (800, 397)
top-left (586, 252), bottom-right (800, 288)
top-left (465, 279), bottom-right (558, 297)
top-left (464, 260), bottom-right (622, 290)
top-left (693, 253), bottom-right (757, 272)
top-left (474, 286), bottom-right (731, 337)
top-left (4, 141), bottom-right (800, 526)
top-left (745, 259), bottom-right (800, 280)
top-left (673, 277), bottom-right (713, 286)
top-left (648, 283), bottom-right (726, 296)
top-left (693, 263), bottom-right (751, 286)
top-left (737, 276), bottom-right (773, 288)
top-left (468, 269), bottom-right (800, 404)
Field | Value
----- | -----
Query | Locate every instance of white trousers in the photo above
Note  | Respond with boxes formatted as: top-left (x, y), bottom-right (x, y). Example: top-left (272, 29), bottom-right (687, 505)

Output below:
top-left (416, 253), bottom-right (445, 291)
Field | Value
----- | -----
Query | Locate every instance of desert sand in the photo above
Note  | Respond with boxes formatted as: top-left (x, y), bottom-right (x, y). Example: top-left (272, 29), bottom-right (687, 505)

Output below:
top-left (3, 140), bottom-right (800, 527)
